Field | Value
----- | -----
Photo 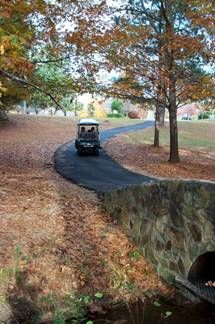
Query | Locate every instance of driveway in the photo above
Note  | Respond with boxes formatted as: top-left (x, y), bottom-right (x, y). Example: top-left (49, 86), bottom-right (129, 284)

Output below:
top-left (54, 120), bottom-right (155, 192)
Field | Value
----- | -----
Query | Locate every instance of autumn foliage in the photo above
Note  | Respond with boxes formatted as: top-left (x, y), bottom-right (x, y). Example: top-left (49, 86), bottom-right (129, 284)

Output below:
top-left (0, 0), bottom-right (214, 161)
top-left (65, 0), bottom-right (215, 162)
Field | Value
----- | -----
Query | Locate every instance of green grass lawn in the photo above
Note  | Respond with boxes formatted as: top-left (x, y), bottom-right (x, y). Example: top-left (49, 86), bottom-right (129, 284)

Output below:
top-left (125, 120), bottom-right (215, 152)
top-left (99, 117), bottom-right (145, 127)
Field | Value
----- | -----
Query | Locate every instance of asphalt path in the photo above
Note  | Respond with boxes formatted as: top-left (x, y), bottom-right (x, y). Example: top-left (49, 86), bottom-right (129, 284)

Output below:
top-left (54, 120), bottom-right (155, 192)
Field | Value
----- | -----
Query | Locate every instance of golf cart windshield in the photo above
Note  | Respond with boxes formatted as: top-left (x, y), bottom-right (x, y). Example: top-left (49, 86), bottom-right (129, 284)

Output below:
top-left (77, 119), bottom-right (99, 139)
top-left (75, 119), bottom-right (100, 155)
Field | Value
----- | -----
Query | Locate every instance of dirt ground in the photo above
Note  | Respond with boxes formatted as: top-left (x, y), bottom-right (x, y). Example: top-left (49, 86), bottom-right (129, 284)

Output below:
top-left (105, 135), bottom-right (215, 182)
top-left (0, 115), bottom-right (169, 321)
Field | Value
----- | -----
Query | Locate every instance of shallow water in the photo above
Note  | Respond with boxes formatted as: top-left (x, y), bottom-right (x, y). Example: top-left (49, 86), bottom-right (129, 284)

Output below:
top-left (87, 298), bottom-right (215, 324)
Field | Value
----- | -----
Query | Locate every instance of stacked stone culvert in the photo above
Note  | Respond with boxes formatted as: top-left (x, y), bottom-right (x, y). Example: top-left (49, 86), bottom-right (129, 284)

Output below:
top-left (104, 180), bottom-right (215, 302)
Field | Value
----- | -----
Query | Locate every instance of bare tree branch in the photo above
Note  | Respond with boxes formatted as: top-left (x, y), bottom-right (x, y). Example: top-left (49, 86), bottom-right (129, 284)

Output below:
top-left (0, 68), bottom-right (65, 114)
top-left (32, 56), bottom-right (70, 65)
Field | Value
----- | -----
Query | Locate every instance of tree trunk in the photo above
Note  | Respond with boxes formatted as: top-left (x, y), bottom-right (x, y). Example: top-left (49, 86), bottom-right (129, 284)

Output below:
top-left (154, 102), bottom-right (160, 147)
top-left (154, 34), bottom-right (166, 146)
top-left (154, 84), bottom-right (166, 147)
top-left (74, 96), bottom-right (78, 116)
top-left (169, 108), bottom-right (179, 162)
top-left (0, 109), bottom-right (8, 122)
top-left (168, 77), bottom-right (180, 163)
top-left (154, 93), bottom-right (166, 147)
top-left (159, 102), bottom-right (165, 127)
top-left (154, 121), bottom-right (159, 147)
top-left (23, 100), bottom-right (27, 114)
top-left (160, 3), bottom-right (179, 162)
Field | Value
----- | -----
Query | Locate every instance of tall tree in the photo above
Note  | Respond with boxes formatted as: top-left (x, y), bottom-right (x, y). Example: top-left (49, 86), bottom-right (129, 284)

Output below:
top-left (0, 0), bottom-right (75, 113)
top-left (66, 0), bottom-right (214, 162)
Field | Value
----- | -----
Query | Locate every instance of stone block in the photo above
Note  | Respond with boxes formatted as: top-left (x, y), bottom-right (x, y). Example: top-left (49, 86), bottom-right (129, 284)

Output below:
top-left (104, 180), bottom-right (215, 285)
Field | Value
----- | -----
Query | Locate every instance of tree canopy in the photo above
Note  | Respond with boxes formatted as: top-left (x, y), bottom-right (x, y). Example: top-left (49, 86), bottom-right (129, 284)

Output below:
top-left (65, 0), bottom-right (214, 161)
top-left (0, 0), bottom-right (214, 161)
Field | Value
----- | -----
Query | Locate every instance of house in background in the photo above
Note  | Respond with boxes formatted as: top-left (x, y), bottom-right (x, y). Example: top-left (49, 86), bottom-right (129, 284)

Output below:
top-left (177, 103), bottom-right (201, 120)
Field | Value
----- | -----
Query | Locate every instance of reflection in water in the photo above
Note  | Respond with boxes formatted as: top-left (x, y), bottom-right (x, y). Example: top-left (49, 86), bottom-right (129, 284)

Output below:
top-left (87, 298), bottom-right (215, 324)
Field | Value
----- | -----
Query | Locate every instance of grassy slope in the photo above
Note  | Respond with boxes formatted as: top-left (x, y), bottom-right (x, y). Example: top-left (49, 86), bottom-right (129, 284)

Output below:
top-left (126, 120), bottom-right (215, 152)
top-left (99, 117), bottom-right (145, 128)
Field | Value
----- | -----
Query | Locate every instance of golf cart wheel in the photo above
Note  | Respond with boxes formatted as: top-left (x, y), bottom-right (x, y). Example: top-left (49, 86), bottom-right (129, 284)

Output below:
top-left (77, 149), bottom-right (83, 156)
top-left (94, 148), bottom-right (99, 156)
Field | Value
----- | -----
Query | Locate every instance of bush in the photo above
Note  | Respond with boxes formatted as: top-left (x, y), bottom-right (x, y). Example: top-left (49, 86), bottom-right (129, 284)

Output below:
top-left (87, 103), bottom-right (95, 117)
top-left (198, 112), bottom-right (211, 119)
top-left (107, 113), bottom-right (124, 118)
top-left (128, 111), bottom-right (141, 119)
top-left (111, 99), bottom-right (124, 114)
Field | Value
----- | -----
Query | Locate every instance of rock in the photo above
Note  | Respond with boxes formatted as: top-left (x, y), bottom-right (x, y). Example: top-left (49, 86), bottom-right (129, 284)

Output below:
top-left (0, 110), bottom-right (9, 122)
top-left (0, 303), bottom-right (13, 323)
top-left (104, 180), bottom-right (215, 285)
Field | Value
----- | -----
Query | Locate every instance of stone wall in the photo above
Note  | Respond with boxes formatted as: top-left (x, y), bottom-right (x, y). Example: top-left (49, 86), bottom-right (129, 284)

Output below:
top-left (104, 180), bottom-right (215, 283)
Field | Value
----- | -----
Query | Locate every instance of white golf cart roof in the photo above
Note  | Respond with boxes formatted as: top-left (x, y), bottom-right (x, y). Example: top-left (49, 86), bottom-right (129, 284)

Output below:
top-left (78, 118), bottom-right (99, 126)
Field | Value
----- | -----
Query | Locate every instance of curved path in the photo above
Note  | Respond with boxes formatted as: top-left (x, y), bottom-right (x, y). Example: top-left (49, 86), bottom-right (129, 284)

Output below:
top-left (54, 120), bottom-right (155, 192)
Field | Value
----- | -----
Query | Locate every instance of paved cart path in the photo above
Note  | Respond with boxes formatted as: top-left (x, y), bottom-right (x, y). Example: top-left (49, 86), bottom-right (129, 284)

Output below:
top-left (54, 121), bottom-right (155, 192)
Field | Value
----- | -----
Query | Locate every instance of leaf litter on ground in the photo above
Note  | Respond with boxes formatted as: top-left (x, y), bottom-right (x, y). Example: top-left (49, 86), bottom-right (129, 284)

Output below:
top-left (0, 115), bottom-right (170, 320)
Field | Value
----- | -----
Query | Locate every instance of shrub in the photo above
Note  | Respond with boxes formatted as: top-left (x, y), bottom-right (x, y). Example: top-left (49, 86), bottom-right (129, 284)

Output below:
top-left (87, 103), bottom-right (95, 117)
top-left (198, 112), bottom-right (211, 119)
top-left (107, 113), bottom-right (124, 118)
top-left (111, 99), bottom-right (124, 114)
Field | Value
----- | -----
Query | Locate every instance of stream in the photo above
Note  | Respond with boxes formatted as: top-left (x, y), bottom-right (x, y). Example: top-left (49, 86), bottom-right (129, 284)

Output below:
top-left (86, 297), bottom-right (215, 324)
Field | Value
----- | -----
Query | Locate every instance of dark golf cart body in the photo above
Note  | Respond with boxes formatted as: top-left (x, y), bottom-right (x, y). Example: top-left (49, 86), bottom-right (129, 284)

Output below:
top-left (75, 119), bottom-right (101, 155)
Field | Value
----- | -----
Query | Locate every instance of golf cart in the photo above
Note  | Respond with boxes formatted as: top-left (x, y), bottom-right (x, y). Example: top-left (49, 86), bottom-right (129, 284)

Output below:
top-left (75, 118), bottom-right (101, 156)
